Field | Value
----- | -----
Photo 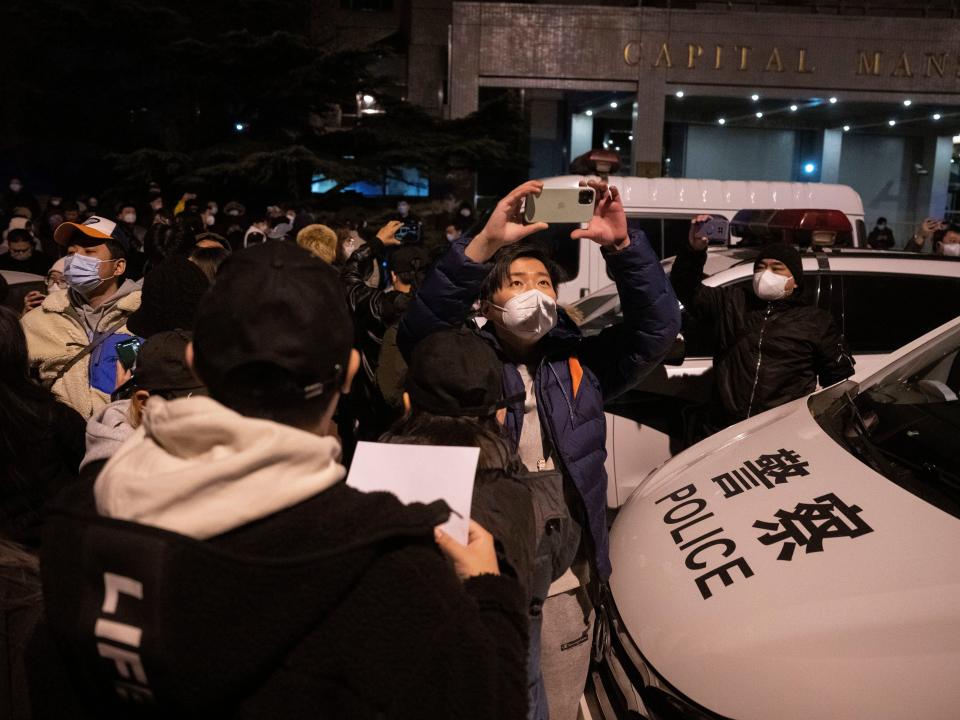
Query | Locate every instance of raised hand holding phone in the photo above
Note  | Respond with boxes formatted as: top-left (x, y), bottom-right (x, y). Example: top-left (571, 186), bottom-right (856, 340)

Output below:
top-left (570, 180), bottom-right (629, 250)
top-left (466, 180), bottom-right (548, 263)
top-left (689, 214), bottom-right (714, 252)
top-left (377, 220), bottom-right (404, 247)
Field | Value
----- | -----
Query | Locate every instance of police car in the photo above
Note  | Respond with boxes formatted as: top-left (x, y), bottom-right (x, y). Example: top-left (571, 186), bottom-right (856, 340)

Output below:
top-left (587, 315), bottom-right (960, 720)
top-left (577, 248), bottom-right (960, 507)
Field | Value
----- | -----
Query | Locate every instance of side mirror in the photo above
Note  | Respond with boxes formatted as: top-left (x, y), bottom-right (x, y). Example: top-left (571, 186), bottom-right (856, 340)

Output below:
top-left (663, 334), bottom-right (686, 366)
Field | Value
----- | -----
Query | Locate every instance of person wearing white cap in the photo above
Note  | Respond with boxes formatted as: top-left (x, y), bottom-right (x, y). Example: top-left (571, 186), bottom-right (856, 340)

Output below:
top-left (20, 215), bottom-right (142, 418)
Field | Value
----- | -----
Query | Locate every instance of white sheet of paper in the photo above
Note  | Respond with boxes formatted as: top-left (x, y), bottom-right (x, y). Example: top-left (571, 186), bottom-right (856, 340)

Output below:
top-left (346, 441), bottom-right (478, 544)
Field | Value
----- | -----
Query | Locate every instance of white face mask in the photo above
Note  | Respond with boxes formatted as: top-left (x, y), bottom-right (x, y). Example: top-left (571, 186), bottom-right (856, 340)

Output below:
top-left (753, 270), bottom-right (791, 301)
top-left (446, 233), bottom-right (457, 242)
top-left (9, 182), bottom-right (22, 193)
top-left (490, 289), bottom-right (558, 343)
top-left (205, 214), bottom-right (216, 226)
top-left (942, 243), bottom-right (960, 257)
top-left (122, 212), bottom-right (137, 224)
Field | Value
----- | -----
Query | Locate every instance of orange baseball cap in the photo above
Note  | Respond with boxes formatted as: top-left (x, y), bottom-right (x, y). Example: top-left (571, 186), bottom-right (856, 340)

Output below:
top-left (53, 215), bottom-right (122, 247)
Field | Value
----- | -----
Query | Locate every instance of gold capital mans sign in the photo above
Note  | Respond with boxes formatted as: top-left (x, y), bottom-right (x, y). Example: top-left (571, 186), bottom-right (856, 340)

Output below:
top-left (623, 42), bottom-right (960, 79)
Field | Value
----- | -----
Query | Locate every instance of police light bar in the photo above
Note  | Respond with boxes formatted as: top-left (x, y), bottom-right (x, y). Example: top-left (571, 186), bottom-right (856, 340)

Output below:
top-left (570, 149), bottom-right (622, 176)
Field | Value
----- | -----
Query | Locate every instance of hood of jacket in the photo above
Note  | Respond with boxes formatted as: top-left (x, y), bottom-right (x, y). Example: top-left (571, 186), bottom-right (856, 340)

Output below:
top-left (80, 399), bottom-right (135, 471)
top-left (94, 395), bottom-right (346, 539)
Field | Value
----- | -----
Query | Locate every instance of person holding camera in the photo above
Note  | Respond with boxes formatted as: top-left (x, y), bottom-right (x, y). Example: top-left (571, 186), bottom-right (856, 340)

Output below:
top-left (671, 215), bottom-right (855, 444)
top-left (399, 179), bottom-right (680, 720)
top-left (21, 216), bottom-right (142, 418)
top-left (904, 217), bottom-right (960, 256)
top-left (339, 220), bottom-right (430, 448)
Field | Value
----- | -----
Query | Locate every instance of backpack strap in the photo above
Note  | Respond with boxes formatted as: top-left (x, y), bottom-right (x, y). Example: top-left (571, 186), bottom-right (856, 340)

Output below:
top-left (568, 357), bottom-right (583, 399)
top-left (43, 318), bottom-right (130, 390)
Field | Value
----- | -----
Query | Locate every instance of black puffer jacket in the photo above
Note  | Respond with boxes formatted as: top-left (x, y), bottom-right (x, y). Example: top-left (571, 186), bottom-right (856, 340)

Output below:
top-left (671, 244), bottom-right (855, 431)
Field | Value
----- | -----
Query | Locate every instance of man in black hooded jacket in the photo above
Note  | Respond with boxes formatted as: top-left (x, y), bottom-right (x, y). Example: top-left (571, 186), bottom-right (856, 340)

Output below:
top-left (31, 242), bottom-right (528, 720)
top-left (671, 215), bottom-right (855, 442)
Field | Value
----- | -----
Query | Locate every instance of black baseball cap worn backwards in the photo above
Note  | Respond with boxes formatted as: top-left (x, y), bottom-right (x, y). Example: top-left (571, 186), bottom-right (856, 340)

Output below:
top-left (193, 241), bottom-right (354, 400)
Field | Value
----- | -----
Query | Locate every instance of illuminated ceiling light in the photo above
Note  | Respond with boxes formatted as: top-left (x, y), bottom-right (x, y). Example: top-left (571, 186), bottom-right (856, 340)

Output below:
top-left (843, 125), bottom-right (851, 132)
top-left (615, 146), bottom-right (621, 151)
top-left (362, 94), bottom-right (375, 105)
top-left (718, 118), bottom-right (726, 125)
top-left (789, 104), bottom-right (798, 112)
top-left (888, 119), bottom-right (897, 127)
top-left (585, 109), bottom-right (593, 117)
top-left (828, 96), bottom-right (838, 104)
top-left (234, 122), bottom-right (247, 132)
top-left (609, 101), bottom-right (619, 109)
top-left (675, 90), bottom-right (685, 98)
top-left (933, 113), bottom-right (942, 120)
top-left (952, 134), bottom-right (960, 144)
top-left (755, 112), bottom-right (764, 119)
top-left (903, 99), bottom-right (912, 107)
top-left (628, 134), bottom-right (634, 140)
top-left (751, 94), bottom-right (760, 101)
top-left (803, 162), bottom-right (817, 174)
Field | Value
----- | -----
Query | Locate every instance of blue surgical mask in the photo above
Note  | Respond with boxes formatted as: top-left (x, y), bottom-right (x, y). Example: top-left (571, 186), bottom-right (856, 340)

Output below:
top-left (63, 253), bottom-right (114, 298)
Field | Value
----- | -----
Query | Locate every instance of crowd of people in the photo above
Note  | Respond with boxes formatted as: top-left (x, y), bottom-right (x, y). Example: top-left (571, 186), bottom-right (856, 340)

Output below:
top-left (0, 169), bottom-right (956, 719)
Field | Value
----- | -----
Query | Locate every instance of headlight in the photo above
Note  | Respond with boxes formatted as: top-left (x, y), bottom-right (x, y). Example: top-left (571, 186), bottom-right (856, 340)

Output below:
top-left (595, 596), bottom-right (731, 720)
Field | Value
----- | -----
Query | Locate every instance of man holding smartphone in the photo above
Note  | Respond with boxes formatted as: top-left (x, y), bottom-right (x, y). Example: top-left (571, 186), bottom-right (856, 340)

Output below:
top-left (399, 179), bottom-right (680, 720)
top-left (904, 217), bottom-right (960, 256)
top-left (21, 216), bottom-right (142, 417)
top-left (671, 215), bottom-right (855, 444)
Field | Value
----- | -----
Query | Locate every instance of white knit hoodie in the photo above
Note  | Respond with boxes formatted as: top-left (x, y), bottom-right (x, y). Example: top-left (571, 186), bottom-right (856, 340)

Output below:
top-left (95, 395), bottom-right (345, 539)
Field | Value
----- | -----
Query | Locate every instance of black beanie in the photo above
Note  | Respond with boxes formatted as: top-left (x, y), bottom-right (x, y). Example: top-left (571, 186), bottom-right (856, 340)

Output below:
top-left (754, 243), bottom-right (803, 289)
top-left (127, 255), bottom-right (211, 338)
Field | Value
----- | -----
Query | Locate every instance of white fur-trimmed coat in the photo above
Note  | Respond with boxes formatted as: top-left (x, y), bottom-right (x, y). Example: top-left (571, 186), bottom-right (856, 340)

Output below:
top-left (21, 288), bottom-right (141, 418)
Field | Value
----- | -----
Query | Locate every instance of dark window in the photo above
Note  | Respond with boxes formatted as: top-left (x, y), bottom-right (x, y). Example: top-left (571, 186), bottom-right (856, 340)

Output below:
top-left (837, 274), bottom-right (960, 354)
top-left (625, 215), bottom-right (697, 262)
top-left (856, 219), bottom-right (867, 248)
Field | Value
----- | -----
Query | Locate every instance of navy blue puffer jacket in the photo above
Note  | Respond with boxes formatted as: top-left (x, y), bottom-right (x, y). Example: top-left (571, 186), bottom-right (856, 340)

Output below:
top-left (399, 233), bottom-right (680, 580)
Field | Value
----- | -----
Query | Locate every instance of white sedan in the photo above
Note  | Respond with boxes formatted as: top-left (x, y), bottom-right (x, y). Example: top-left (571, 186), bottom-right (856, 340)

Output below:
top-left (589, 316), bottom-right (960, 720)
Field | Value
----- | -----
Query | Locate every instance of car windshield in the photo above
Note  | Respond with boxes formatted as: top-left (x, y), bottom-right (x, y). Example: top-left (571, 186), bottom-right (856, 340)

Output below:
top-left (810, 322), bottom-right (960, 518)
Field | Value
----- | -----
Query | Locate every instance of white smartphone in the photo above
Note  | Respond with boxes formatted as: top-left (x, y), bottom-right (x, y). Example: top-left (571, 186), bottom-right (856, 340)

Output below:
top-left (524, 187), bottom-right (596, 224)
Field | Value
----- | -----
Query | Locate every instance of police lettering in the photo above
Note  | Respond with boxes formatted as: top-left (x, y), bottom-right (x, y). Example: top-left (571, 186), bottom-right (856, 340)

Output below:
top-left (656, 484), bottom-right (755, 599)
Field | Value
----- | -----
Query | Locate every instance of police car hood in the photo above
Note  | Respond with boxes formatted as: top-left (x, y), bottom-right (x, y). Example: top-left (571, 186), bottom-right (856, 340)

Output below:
top-left (610, 396), bottom-right (960, 720)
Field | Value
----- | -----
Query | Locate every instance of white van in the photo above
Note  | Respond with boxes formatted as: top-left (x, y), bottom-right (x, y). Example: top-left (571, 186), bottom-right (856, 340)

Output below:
top-left (531, 175), bottom-right (866, 305)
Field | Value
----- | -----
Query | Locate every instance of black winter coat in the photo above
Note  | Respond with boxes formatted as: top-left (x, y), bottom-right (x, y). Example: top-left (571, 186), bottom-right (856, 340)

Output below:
top-left (0, 562), bottom-right (43, 720)
top-left (671, 244), bottom-right (855, 430)
top-left (34, 481), bottom-right (528, 720)
top-left (0, 398), bottom-right (85, 547)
